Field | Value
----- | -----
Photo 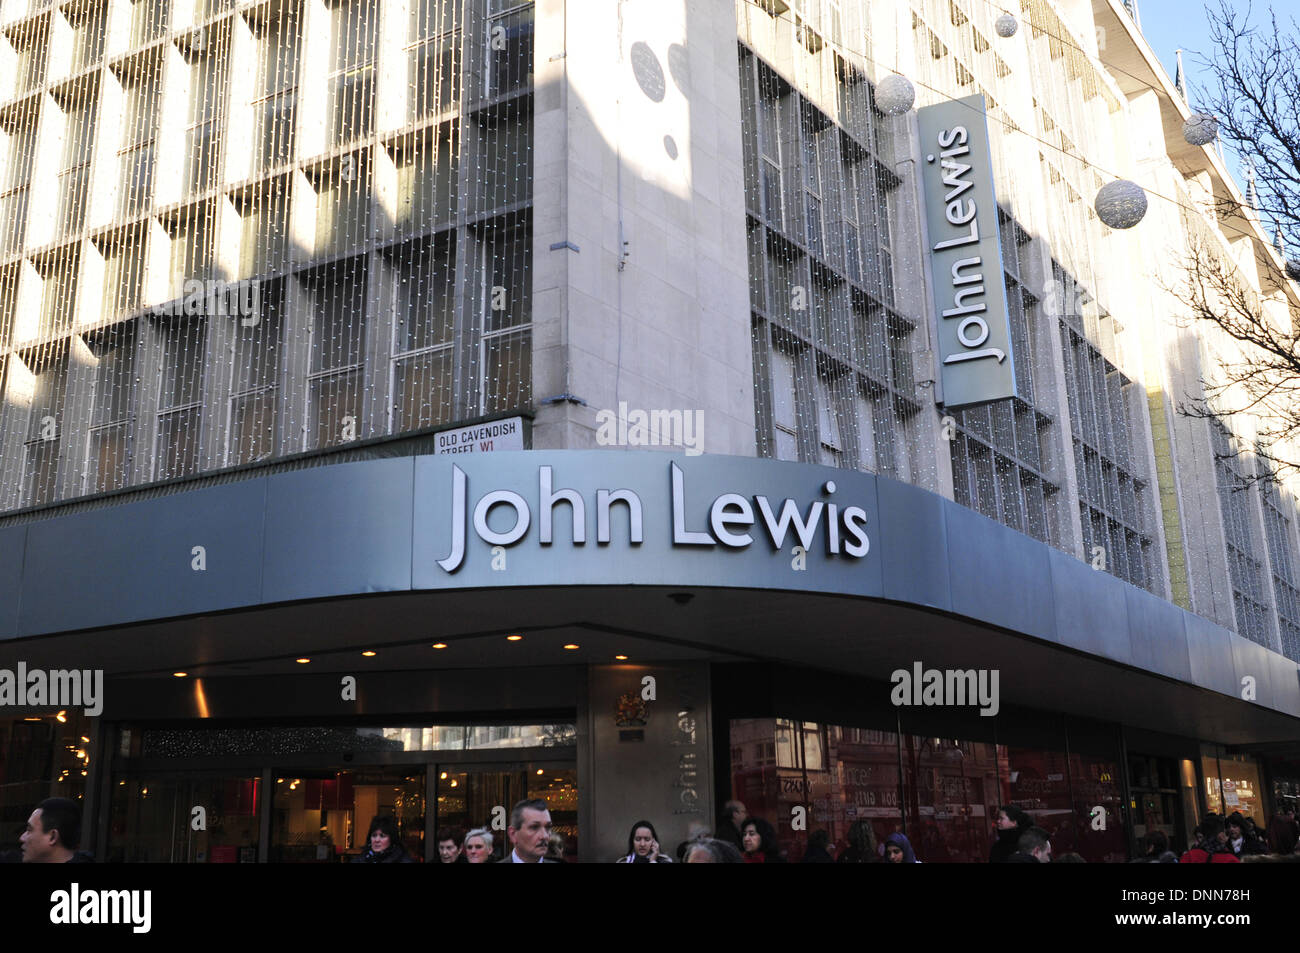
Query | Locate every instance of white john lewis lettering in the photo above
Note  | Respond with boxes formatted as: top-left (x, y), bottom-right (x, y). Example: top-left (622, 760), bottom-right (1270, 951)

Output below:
top-left (434, 463), bottom-right (870, 572)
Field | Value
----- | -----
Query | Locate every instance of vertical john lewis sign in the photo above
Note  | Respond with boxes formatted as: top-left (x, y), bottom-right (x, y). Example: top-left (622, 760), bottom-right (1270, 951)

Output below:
top-left (917, 95), bottom-right (1017, 408)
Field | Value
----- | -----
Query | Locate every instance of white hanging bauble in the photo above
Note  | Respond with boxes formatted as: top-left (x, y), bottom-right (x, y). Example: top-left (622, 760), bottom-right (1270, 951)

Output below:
top-left (875, 74), bottom-right (916, 116)
top-left (1183, 113), bottom-right (1219, 146)
top-left (1095, 179), bottom-right (1148, 229)
top-left (995, 13), bottom-right (1019, 37)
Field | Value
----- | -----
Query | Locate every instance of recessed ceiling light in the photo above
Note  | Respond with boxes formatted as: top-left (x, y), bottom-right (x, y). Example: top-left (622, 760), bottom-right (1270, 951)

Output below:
top-left (506, 635), bottom-right (523, 641)
top-left (432, 642), bottom-right (447, 649)
top-left (173, 672), bottom-right (188, 677)
top-left (615, 654), bottom-right (628, 660)
top-left (296, 658), bottom-right (310, 664)
top-left (536, 769), bottom-right (544, 775)
top-left (563, 643), bottom-right (579, 650)
top-left (361, 650), bottom-right (376, 657)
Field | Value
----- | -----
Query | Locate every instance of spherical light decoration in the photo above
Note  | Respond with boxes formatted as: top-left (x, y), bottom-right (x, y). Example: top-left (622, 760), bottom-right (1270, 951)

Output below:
top-left (875, 74), bottom-right (916, 116)
top-left (1095, 179), bottom-right (1149, 229)
top-left (995, 13), bottom-right (1019, 37)
top-left (1183, 113), bottom-right (1219, 146)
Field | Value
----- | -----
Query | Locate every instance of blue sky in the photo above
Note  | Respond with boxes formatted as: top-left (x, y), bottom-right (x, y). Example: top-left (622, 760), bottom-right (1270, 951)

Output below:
top-left (1133, 0), bottom-right (1256, 196)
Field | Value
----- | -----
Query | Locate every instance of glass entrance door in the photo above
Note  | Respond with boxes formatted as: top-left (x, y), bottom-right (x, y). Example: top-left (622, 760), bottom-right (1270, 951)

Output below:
top-left (436, 764), bottom-right (578, 861)
top-left (108, 775), bottom-right (261, 863)
top-left (105, 720), bottom-right (578, 861)
top-left (270, 766), bottom-right (425, 863)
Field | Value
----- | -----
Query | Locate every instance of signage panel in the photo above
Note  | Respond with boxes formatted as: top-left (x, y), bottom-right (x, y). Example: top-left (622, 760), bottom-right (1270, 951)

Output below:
top-left (917, 94), bottom-right (1017, 408)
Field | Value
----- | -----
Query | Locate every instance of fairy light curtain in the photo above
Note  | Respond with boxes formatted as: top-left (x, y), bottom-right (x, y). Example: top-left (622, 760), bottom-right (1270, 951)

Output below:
top-left (0, 0), bottom-right (534, 513)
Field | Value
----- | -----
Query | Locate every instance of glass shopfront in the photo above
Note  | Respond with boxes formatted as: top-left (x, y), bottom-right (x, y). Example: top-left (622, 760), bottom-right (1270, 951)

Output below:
top-left (1201, 745), bottom-right (1267, 824)
top-left (0, 712), bottom-right (96, 858)
top-left (103, 720), bottom-right (578, 862)
top-left (728, 712), bottom-right (1129, 863)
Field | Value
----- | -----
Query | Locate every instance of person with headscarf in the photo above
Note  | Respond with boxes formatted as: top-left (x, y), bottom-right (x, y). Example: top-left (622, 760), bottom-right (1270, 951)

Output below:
top-left (883, 831), bottom-right (919, 863)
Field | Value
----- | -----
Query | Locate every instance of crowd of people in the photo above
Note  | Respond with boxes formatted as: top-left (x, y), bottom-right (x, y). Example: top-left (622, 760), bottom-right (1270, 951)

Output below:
top-left (8, 795), bottom-right (1299, 863)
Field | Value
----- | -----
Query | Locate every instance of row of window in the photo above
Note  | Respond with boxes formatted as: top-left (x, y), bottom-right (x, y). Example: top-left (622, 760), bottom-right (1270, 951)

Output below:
top-left (1, 228), bottom-right (530, 508)
top-left (0, 0), bottom-right (530, 256)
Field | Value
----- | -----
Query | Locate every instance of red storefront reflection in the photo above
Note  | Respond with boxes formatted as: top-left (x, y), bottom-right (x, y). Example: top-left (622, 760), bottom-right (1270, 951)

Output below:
top-left (730, 718), bottom-right (1131, 863)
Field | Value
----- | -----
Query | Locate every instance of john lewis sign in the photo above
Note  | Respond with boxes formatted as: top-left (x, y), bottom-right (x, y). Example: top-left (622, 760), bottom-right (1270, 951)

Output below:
top-left (917, 94), bottom-right (1017, 409)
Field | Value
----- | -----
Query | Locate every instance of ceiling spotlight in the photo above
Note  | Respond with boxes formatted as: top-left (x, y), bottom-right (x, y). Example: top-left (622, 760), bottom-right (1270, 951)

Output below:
top-left (296, 658), bottom-right (310, 664)
top-left (506, 635), bottom-right (523, 641)
top-left (615, 654), bottom-right (628, 660)
top-left (173, 672), bottom-right (188, 678)
top-left (361, 650), bottom-right (376, 657)
top-left (432, 642), bottom-right (447, 649)
top-left (563, 643), bottom-right (579, 650)
top-left (536, 769), bottom-right (544, 775)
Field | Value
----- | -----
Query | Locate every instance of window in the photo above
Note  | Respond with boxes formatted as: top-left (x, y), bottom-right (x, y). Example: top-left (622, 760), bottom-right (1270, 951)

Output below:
top-left (249, 4), bottom-right (301, 173)
top-left (183, 43), bottom-right (227, 195)
top-left (802, 115), bottom-right (823, 255)
top-left (479, 224), bottom-right (531, 415)
top-left (0, 119), bottom-right (35, 256)
top-left (304, 260), bottom-right (368, 451)
top-left (154, 316), bottom-right (206, 480)
top-left (313, 154), bottom-right (372, 258)
top-left (1261, 475), bottom-right (1300, 661)
top-left (23, 349), bottom-right (69, 507)
top-left (69, 2), bottom-right (108, 73)
top-left (410, 0), bottom-right (461, 119)
top-left (327, 0), bottom-right (377, 146)
top-left (227, 280), bottom-right (283, 465)
top-left (391, 235), bottom-right (455, 432)
top-left (237, 179), bottom-right (290, 279)
top-left (117, 68), bottom-right (161, 218)
top-left (83, 323), bottom-right (137, 493)
top-left (769, 346), bottom-right (799, 461)
top-left (130, 0), bottom-right (170, 47)
top-left (10, 22), bottom-right (48, 98)
top-left (56, 94), bottom-right (97, 237)
top-left (484, 0), bottom-right (534, 99)
top-left (393, 124), bottom-right (458, 232)
top-left (1211, 421), bottom-right (1273, 645)
top-left (167, 204), bottom-right (215, 298)
top-left (100, 227), bottom-right (147, 320)
top-left (757, 83), bottom-right (783, 230)
top-left (38, 255), bottom-right (78, 339)
top-left (817, 375), bottom-right (843, 466)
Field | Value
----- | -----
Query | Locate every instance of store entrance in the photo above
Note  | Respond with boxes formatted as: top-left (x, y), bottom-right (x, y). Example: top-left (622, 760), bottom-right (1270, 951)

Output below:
top-left (103, 720), bottom-right (578, 863)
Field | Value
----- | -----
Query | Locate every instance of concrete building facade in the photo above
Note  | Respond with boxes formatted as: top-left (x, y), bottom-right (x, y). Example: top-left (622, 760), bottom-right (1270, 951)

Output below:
top-left (0, 0), bottom-right (1298, 864)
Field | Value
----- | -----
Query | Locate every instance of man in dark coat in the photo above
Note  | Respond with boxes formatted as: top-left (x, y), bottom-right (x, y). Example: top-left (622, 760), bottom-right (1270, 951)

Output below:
top-left (800, 829), bottom-right (835, 862)
top-left (19, 798), bottom-right (94, 863)
top-left (715, 800), bottom-right (747, 853)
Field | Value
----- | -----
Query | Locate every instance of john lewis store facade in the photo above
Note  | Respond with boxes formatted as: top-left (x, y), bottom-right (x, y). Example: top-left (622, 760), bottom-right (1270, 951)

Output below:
top-left (1, 0), bottom-right (1300, 862)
